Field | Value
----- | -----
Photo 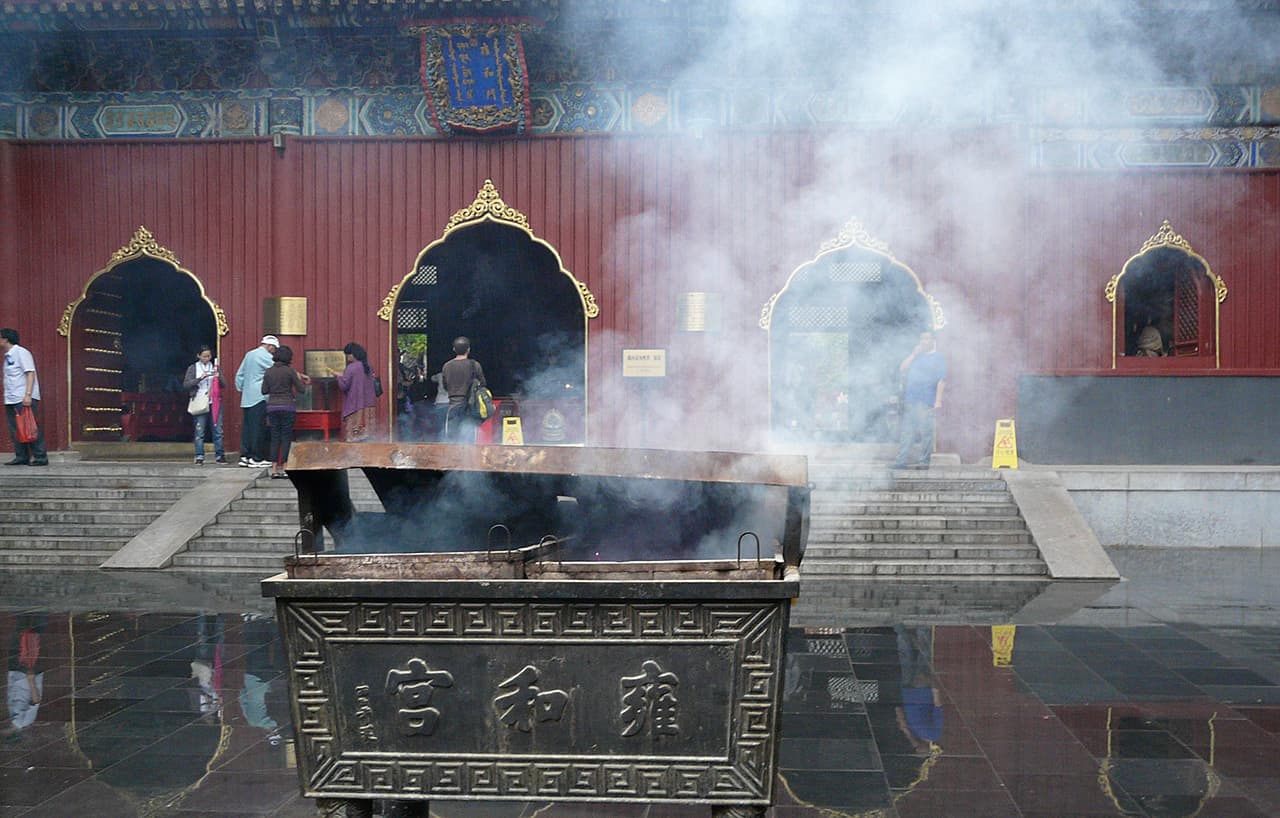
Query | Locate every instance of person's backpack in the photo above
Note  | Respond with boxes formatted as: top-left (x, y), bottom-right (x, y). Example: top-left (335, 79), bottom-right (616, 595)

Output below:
top-left (466, 361), bottom-right (494, 420)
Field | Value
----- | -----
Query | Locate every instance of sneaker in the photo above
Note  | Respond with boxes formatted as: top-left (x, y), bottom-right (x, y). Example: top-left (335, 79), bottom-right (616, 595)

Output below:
top-left (238, 456), bottom-right (250, 467)
top-left (194, 457), bottom-right (204, 465)
top-left (249, 459), bottom-right (272, 468)
top-left (214, 455), bottom-right (228, 464)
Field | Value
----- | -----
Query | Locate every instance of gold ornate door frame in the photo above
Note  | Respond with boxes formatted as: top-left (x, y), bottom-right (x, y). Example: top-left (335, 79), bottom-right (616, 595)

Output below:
top-left (760, 219), bottom-right (945, 442)
top-left (58, 226), bottom-right (228, 442)
top-left (1105, 220), bottom-right (1227, 368)
top-left (379, 180), bottom-right (598, 444)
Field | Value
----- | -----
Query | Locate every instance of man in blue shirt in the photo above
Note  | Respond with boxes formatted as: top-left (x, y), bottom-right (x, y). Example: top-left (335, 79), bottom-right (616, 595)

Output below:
top-left (892, 331), bottom-right (946, 470)
top-left (234, 335), bottom-right (278, 467)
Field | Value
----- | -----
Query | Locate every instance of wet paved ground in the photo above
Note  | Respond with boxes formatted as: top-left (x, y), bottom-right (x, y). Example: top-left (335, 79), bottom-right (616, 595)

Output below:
top-left (1, 547), bottom-right (1277, 817)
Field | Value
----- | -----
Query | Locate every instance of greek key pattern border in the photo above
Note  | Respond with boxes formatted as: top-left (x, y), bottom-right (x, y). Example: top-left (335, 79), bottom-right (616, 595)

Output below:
top-left (279, 600), bottom-right (785, 801)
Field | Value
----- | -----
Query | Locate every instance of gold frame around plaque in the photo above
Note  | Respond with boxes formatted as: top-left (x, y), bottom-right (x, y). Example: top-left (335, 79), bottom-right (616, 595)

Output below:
top-left (59, 226), bottom-right (229, 444)
top-left (1105, 220), bottom-right (1227, 369)
top-left (379, 179), bottom-right (599, 444)
top-left (263, 296), bottom-right (308, 336)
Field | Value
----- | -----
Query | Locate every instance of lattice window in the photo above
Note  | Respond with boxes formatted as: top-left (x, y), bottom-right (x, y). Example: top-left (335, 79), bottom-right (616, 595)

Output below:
top-left (1173, 268), bottom-right (1200, 356)
top-left (397, 306), bottom-right (429, 330)
top-left (412, 264), bottom-right (438, 286)
top-left (829, 261), bottom-right (881, 283)
top-left (786, 305), bottom-right (849, 329)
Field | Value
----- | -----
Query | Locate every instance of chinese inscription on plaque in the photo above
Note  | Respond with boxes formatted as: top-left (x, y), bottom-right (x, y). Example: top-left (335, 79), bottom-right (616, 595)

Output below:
top-left (493, 664), bottom-right (569, 732)
top-left (386, 658), bottom-right (454, 736)
top-left (620, 660), bottom-right (680, 737)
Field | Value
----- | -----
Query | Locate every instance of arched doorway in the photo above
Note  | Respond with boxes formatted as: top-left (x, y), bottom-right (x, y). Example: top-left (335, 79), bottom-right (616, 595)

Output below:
top-left (379, 180), bottom-right (598, 444)
top-left (761, 220), bottom-right (943, 446)
top-left (59, 227), bottom-right (227, 445)
top-left (1106, 220), bottom-right (1227, 368)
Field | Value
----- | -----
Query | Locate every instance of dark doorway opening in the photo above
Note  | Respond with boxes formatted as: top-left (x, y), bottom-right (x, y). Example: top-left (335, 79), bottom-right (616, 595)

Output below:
top-left (770, 247), bottom-right (932, 444)
top-left (71, 257), bottom-right (218, 443)
top-left (393, 221), bottom-right (587, 444)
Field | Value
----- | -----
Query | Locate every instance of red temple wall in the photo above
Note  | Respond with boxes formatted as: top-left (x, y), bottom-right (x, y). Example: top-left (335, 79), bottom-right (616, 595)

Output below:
top-left (1, 135), bottom-right (1277, 459)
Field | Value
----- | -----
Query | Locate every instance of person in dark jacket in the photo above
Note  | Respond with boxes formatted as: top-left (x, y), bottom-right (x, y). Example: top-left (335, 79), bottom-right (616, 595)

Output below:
top-left (440, 336), bottom-right (486, 444)
top-left (260, 345), bottom-right (311, 478)
top-left (183, 345), bottom-right (227, 464)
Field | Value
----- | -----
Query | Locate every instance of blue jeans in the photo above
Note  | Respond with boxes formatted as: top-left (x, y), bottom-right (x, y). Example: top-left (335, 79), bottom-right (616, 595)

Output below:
top-left (893, 402), bottom-right (935, 467)
top-left (193, 406), bottom-right (224, 459)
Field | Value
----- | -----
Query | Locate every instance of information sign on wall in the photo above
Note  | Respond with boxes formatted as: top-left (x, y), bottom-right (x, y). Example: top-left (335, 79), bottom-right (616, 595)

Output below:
top-left (622, 348), bottom-right (666, 378)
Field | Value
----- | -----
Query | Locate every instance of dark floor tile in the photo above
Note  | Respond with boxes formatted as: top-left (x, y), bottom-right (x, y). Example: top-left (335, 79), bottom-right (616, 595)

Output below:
top-left (780, 737), bottom-right (880, 771)
top-left (0, 766), bottom-right (94, 808)
top-left (1194, 796), bottom-right (1276, 818)
top-left (1235, 706), bottom-right (1280, 734)
top-left (777, 769), bottom-right (891, 811)
top-left (979, 737), bottom-right (1098, 776)
top-left (177, 770), bottom-right (298, 815)
top-left (1001, 772), bottom-right (1139, 815)
top-left (1203, 685), bottom-right (1280, 704)
top-left (895, 789), bottom-right (1021, 818)
top-left (780, 711), bottom-right (874, 741)
top-left (1176, 667), bottom-right (1276, 686)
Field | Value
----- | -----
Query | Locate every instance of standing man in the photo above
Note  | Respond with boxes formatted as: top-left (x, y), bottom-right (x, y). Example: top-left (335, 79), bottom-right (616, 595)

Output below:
top-left (441, 336), bottom-right (485, 444)
top-left (1, 329), bottom-right (48, 467)
top-left (235, 335), bottom-right (278, 467)
top-left (891, 330), bottom-right (946, 470)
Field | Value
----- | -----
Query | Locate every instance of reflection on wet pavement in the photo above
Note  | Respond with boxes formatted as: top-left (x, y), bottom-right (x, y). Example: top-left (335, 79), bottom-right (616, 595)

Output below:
top-left (1, 547), bottom-right (1276, 817)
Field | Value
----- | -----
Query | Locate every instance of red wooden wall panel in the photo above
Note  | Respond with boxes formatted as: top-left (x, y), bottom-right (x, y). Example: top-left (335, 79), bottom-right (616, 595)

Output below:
top-left (2, 135), bottom-right (1277, 460)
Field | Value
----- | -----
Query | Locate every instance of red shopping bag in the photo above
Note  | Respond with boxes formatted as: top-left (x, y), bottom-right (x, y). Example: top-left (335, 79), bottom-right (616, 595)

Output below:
top-left (15, 406), bottom-right (38, 443)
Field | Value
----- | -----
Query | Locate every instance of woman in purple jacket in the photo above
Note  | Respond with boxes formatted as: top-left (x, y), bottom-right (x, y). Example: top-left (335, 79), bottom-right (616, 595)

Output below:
top-left (330, 342), bottom-right (378, 441)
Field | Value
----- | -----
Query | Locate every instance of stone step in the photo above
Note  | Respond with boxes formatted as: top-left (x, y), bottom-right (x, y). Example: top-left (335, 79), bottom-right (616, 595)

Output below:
top-left (0, 475), bottom-right (208, 489)
top-left (4, 487), bottom-right (190, 501)
top-left (810, 515), bottom-right (1028, 531)
top-left (808, 496), bottom-right (1018, 509)
top-left (813, 478), bottom-right (1008, 492)
top-left (212, 512), bottom-right (297, 526)
top-left (170, 552), bottom-right (291, 570)
top-left (0, 549), bottom-right (115, 566)
top-left (190, 535), bottom-right (299, 552)
top-left (4, 498), bottom-right (175, 512)
top-left (811, 529), bottom-right (1033, 545)
top-left (805, 543), bottom-right (1042, 561)
top-left (801, 559), bottom-right (1049, 577)
top-left (0, 535), bottom-right (129, 550)
top-left (0, 510), bottom-right (172, 525)
top-left (0, 522), bottom-right (155, 537)
top-left (196, 524), bottom-right (302, 539)
top-left (811, 499), bottom-right (1018, 514)
top-left (187, 538), bottom-right (296, 553)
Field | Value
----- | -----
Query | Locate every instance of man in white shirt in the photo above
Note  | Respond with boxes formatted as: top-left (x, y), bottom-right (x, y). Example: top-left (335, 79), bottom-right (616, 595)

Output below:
top-left (234, 335), bottom-right (279, 467)
top-left (0, 328), bottom-right (48, 466)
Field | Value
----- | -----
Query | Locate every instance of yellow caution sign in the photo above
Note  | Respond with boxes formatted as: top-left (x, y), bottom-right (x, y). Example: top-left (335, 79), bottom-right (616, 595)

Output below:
top-left (502, 416), bottom-right (524, 445)
top-left (991, 418), bottom-right (1018, 469)
top-left (991, 625), bottom-right (1016, 667)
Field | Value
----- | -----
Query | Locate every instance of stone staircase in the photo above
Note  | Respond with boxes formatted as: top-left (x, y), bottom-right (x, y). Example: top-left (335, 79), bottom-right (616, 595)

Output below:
top-left (804, 462), bottom-right (1049, 579)
top-left (0, 463), bottom-right (208, 568)
top-left (171, 471), bottom-right (384, 573)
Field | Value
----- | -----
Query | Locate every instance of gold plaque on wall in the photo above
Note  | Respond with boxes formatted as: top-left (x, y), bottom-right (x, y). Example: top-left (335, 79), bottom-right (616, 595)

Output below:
top-left (677, 292), bottom-right (720, 332)
top-left (304, 349), bottom-right (346, 380)
top-left (263, 297), bottom-right (308, 336)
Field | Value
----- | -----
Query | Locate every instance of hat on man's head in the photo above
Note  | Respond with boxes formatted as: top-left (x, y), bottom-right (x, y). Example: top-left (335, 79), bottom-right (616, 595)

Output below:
top-left (261, 335), bottom-right (280, 347)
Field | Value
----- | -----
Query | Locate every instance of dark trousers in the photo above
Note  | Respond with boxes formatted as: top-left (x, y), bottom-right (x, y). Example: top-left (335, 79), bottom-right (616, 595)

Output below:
top-left (242, 401), bottom-right (268, 461)
top-left (443, 404), bottom-right (476, 443)
top-left (5, 401), bottom-right (47, 463)
top-left (267, 409), bottom-right (296, 467)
